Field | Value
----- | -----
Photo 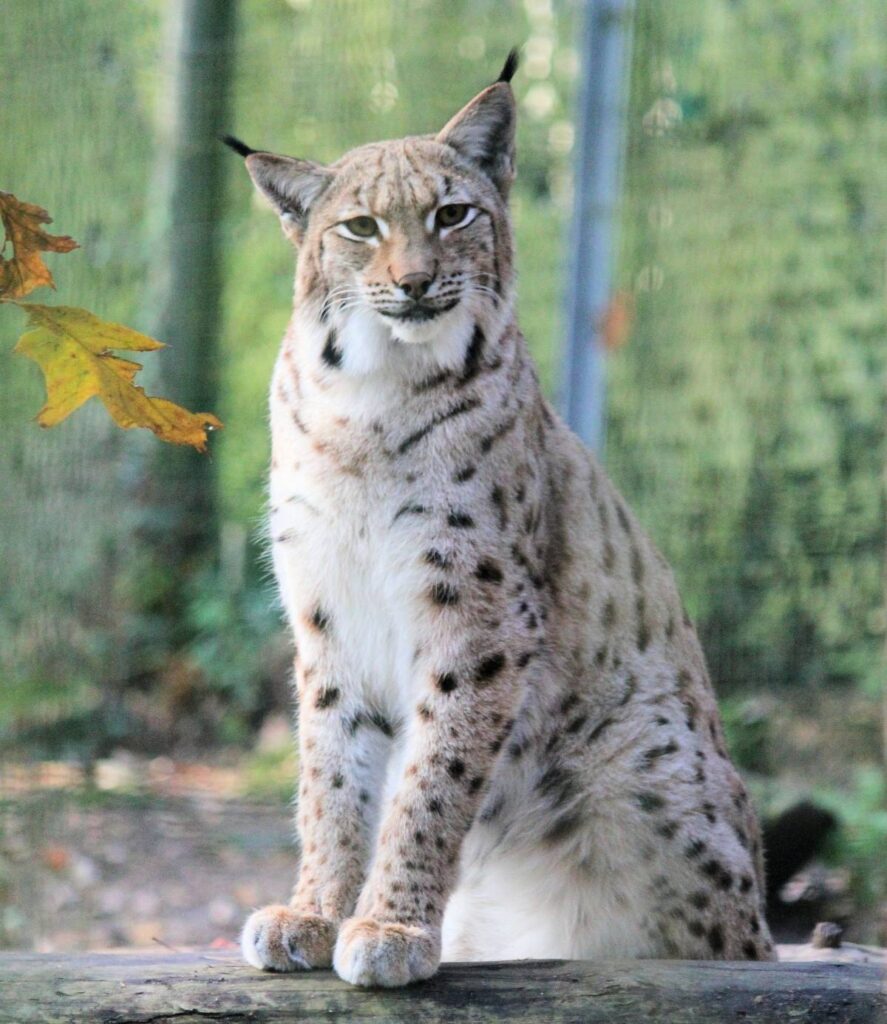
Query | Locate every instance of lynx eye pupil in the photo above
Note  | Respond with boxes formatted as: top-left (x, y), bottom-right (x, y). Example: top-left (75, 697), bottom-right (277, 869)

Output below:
top-left (344, 216), bottom-right (377, 238)
top-left (437, 203), bottom-right (468, 228)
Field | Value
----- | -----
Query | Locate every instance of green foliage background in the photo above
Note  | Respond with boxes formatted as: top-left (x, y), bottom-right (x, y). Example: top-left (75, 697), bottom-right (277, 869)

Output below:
top-left (0, 0), bottom-right (884, 783)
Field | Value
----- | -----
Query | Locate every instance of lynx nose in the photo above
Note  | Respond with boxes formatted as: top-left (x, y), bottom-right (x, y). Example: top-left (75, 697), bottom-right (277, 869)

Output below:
top-left (396, 271), bottom-right (433, 300)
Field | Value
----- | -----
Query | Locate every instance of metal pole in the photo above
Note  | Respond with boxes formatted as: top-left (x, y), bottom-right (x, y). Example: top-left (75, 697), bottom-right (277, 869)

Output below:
top-left (561, 0), bottom-right (634, 453)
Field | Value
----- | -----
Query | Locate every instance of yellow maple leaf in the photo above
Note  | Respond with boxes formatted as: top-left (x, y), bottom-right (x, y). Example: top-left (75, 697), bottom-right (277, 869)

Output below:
top-left (12, 302), bottom-right (223, 451)
top-left (0, 192), bottom-right (79, 299)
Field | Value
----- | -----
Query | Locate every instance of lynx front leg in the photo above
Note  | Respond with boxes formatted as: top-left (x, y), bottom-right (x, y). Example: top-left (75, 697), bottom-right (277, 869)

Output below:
top-left (242, 607), bottom-right (389, 972)
top-left (334, 626), bottom-right (523, 987)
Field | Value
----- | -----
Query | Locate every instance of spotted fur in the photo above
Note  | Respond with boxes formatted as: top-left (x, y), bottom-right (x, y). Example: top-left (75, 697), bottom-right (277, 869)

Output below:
top-left (235, 52), bottom-right (774, 987)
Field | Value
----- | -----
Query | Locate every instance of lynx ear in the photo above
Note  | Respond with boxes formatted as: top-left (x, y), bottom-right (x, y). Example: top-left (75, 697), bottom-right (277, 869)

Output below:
top-left (436, 49), bottom-right (519, 196)
top-left (223, 136), bottom-right (332, 244)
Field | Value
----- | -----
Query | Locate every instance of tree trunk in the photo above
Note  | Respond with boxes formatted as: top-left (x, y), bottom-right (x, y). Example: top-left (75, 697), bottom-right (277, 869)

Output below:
top-left (134, 0), bottom-right (237, 676)
top-left (152, 0), bottom-right (236, 557)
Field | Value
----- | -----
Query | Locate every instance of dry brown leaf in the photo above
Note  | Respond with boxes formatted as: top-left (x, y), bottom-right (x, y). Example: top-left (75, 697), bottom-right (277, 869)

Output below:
top-left (12, 302), bottom-right (222, 451)
top-left (0, 191), bottom-right (79, 298)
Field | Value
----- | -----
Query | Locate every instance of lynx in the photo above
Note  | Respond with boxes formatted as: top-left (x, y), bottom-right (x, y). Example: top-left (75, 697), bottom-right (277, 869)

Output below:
top-left (227, 51), bottom-right (774, 987)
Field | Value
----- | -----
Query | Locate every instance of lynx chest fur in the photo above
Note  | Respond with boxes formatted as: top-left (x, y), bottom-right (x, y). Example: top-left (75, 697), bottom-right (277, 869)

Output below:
top-left (233, 52), bottom-right (774, 988)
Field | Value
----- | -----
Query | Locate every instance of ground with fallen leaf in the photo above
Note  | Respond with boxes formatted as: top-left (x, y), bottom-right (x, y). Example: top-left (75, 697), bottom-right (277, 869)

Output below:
top-left (0, 767), bottom-right (295, 953)
top-left (1, 745), bottom-right (884, 963)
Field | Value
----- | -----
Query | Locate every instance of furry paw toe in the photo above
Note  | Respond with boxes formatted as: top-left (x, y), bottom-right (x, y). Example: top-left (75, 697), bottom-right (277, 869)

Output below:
top-left (241, 905), bottom-right (336, 972)
top-left (333, 916), bottom-right (440, 987)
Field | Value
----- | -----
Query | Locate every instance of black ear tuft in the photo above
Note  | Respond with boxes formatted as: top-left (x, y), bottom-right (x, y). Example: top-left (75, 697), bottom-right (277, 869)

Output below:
top-left (221, 134), bottom-right (257, 157)
top-left (496, 48), bottom-right (520, 84)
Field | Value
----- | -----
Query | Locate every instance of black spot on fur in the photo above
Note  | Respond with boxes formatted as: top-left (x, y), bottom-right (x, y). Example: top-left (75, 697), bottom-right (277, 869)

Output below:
top-left (619, 675), bottom-right (638, 707)
top-left (310, 606), bottom-right (330, 632)
top-left (537, 765), bottom-right (578, 807)
top-left (448, 511), bottom-right (475, 529)
top-left (700, 858), bottom-right (734, 890)
top-left (566, 714), bottom-right (588, 734)
top-left (454, 465), bottom-right (476, 483)
top-left (639, 739), bottom-right (679, 771)
top-left (587, 717), bottom-right (614, 743)
top-left (368, 711), bottom-right (394, 737)
top-left (560, 693), bottom-right (580, 714)
top-left (394, 502), bottom-right (429, 522)
top-left (448, 759), bottom-right (466, 779)
top-left (630, 544), bottom-right (644, 585)
top-left (742, 940), bottom-right (759, 960)
top-left (636, 791), bottom-right (665, 813)
top-left (689, 890), bottom-right (709, 910)
top-left (475, 559), bottom-right (504, 583)
top-left (476, 652), bottom-right (506, 683)
top-left (491, 485), bottom-right (508, 530)
top-left (315, 687), bottom-right (339, 710)
top-left (543, 813), bottom-right (582, 845)
top-left (430, 582), bottom-right (460, 606)
top-left (685, 838), bottom-right (707, 860)
top-left (656, 820), bottom-right (679, 839)
top-left (636, 594), bottom-right (651, 651)
top-left (480, 414), bottom-right (518, 454)
top-left (321, 329), bottom-right (342, 369)
top-left (707, 924), bottom-right (725, 954)
top-left (739, 875), bottom-right (753, 894)
top-left (460, 325), bottom-right (485, 384)
top-left (425, 548), bottom-right (451, 568)
top-left (397, 397), bottom-right (481, 454)
top-left (414, 369), bottom-right (453, 392)
top-left (437, 672), bottom-right (458, 693)
top-left (331, 773), bottom-right (344, 789)
top-left (616, 502), bottom-right (632, 534)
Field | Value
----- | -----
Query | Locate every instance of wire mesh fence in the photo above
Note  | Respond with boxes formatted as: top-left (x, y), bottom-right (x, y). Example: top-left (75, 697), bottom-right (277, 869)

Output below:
top-left (0, 0), bottom-right (884, 778)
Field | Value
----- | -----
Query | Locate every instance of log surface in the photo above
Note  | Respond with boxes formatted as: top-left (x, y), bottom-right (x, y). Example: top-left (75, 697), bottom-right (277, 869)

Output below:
top-left (1, 949), bottom-right (884, 1024)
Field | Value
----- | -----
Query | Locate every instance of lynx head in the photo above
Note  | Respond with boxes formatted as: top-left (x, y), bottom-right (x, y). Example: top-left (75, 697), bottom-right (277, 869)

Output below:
top-left (226, 51), bottom-right (518, 362)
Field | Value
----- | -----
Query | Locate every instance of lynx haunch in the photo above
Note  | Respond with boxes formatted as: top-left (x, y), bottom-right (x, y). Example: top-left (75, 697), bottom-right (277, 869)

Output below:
top-left (228, 50), bottom-right (774, 988)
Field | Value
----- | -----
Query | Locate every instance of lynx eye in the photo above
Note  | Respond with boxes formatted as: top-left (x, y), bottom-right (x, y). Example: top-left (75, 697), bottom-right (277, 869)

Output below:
top-left (435, 203), bottom-right (472, 230)
top-left (340, 215), bottom-right (379, 239)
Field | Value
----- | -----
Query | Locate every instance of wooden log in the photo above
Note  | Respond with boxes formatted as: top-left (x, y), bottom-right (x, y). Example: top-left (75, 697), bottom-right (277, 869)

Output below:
top-left (0, 949), bottom-right (884, 1024)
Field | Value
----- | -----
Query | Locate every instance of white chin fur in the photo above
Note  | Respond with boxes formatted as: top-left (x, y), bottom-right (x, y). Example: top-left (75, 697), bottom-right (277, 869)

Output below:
top-left (331, 302), bottom-right (475, 378)
top-left (388, 303), bottom-right (475, 372)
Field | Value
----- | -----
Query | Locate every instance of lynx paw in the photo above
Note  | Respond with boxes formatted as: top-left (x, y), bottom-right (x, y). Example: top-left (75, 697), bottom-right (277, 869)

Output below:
top-left (333, 916), bottom-right (440, 987)
top-left (241, 905), bottom-right (336, 972)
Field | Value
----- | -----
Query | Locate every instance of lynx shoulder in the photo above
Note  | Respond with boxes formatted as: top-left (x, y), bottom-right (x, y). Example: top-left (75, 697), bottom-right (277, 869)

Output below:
top-left (229, 50), bottom-right (774, 987)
